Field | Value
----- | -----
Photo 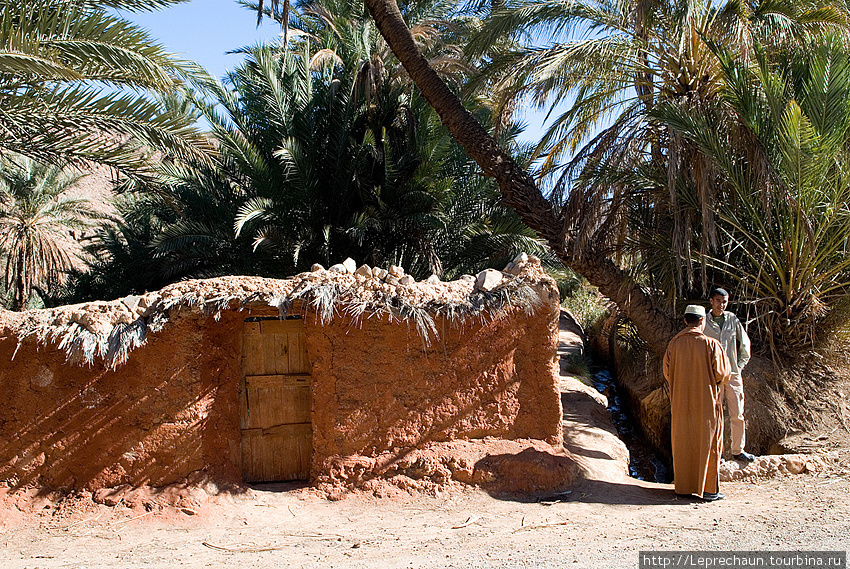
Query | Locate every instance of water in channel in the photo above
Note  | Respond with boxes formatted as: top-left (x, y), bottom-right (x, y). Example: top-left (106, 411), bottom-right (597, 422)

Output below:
top-left (592, 369), bottom-right (673, 484)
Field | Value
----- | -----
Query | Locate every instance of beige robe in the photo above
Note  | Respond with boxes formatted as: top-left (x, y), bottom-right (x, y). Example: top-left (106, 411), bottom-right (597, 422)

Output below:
top-left (663, 326), bottom-right (731, 496)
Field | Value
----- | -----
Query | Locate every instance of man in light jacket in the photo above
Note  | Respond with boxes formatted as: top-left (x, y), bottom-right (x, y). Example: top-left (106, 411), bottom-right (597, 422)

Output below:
top-left (703, 287), bottom-right (754, 462)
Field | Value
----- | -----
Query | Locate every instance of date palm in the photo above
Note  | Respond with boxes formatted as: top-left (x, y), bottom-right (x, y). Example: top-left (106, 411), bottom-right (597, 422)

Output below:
top-left (0, 155), bottom-right (100, 310)
top-left (354, 0), bottom-right (849, 356)
top-left (217, 0), bottom-right (537, 277)
top-left (0, 0), bottom-right (213, 180)
top-left (650, 32), bottom-right (850, 356)
top-left (470, 0), bottom-right (844, 271)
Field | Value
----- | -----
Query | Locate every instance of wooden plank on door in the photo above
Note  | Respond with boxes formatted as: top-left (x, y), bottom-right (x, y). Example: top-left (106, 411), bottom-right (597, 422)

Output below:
top-left (273, 333), bottom-right (290, 374)
top-left (241, 423), bottom-right (311, 483)
top-left (261, 319), bottom-right (304, 334)
top-left (243, 375), bottom-right (311, 428)
top-left (241, 325), bottom-right (264, 377)
top-left (289, 332), bottom-right (309, 373)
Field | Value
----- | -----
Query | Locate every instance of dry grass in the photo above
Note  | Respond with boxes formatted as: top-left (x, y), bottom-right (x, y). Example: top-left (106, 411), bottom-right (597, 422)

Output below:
top-left (13, 271), bottom-right (549, 368)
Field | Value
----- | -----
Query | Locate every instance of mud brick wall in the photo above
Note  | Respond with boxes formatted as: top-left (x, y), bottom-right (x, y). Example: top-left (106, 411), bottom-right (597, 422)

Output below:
top-left (305, 299), bottom-right (563, 475)
top-left (0, 312), bottom-right (244, 492)
top-left (0, 279), bottom-right (561, 493)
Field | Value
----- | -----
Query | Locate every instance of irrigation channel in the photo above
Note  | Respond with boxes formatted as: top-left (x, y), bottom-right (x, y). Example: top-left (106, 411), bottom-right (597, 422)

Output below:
top-left (592, 368), bottom-right (672, 483)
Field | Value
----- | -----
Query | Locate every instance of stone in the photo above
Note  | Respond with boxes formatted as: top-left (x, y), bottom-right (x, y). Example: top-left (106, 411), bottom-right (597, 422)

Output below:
top-left (375, 268), bottom-right (388, 280)
top-left (385, 274), bottom-right (400, 286)
top-left (137, 294), bottom-right (157, 311)
top-left (426, 275), bottom-right (440, 284)
top-left (355, 264), bottom-right (372, 278)
top-left (311, 263), bottom-right (325, 272)
top-left (71, 307), bottom-right (116, 337)
top-left (93, 484), bottom-right (131, 507)
top-left (342, 258), bottom-right (358, 273)
top-left (328, 264), bottom-right (347, 273)
top-left (475, 269), bottom-right (504, 292)
top-left (121, 296), bottom-right (141, 313)
top-left (399, 275), bottom-right (414, 286)
top-left (459, 275), bottom-right (475, 282)
top-left (781, 456), bottom-right (807, 475)
top-left (512, 252), bottom-right (529, 265)
top-left (388, 265), bottom-right (404, 277)
top-left (53, 312), bottom-right (71, 326)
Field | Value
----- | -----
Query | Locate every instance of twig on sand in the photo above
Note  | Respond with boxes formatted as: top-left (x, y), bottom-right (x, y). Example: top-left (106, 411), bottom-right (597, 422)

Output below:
top-left (202, 541), bottom-right (286, 553)
top-left (287, 505), bottom-right (312, 517)
top-left (452, 516), bottom-right (480, 529)
top-left (111, 511), bottom-right (153, 529)
top-left (512, 520), bottom-right (569, 533)
top-left (57, 512), bottom-right (104, 531)
top-left (643, 522), bottom-right (717, 531)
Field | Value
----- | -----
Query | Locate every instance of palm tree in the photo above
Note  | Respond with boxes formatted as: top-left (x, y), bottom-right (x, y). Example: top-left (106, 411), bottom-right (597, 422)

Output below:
top-left (58, 0), bottom-right (555, 303)
top-left (63, 165), bottom-right (264, 303)
top-left (209, 1), bottom-right (542, 278)
top-left (648, 32), bottom-right (850, 356)
top-left (342, 0), bottom-right (850, 357)
top-left (346, 0), bottom-right (680, 356)
top-left (0, 155), bottom-right (100, 310)
top-left (0, 0), bottom-right (213, 180)
top-left (466, 0), bottom-right (845, 284)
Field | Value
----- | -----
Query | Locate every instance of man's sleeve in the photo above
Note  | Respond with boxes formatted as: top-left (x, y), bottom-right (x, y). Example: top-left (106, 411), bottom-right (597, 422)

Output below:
top-left (736, 317), bottom-right (751, 369)
top-left (713, 340), bottom-right (731, 385)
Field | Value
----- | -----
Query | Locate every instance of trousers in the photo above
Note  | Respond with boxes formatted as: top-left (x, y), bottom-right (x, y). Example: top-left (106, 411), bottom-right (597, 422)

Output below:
top-left (720, 372), bottom-right (745, 455)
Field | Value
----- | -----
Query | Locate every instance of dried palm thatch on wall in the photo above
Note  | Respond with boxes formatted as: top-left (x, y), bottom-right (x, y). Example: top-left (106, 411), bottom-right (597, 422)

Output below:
top-left (6, 256), bottom-right (554, 369)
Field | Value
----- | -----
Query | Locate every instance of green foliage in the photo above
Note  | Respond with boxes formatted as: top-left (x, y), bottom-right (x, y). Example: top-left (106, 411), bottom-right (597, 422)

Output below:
top-left (0, 154), bottom-right (101, 310)
top-left (62, 163), bottom-right (265, 303)
top-left (561, 282), bottom-right (610, 338)
top-left (469, 0), bottom-right (850, 359)
top-left (60, 0), bottom-right (552, 302)
top-left (651, 32), bottom-right (850, 357)
top-left (0, 0), bottom-right (212, 179)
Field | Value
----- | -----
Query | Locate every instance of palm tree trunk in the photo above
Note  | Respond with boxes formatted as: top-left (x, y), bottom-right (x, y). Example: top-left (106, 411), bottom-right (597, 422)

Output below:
top-left (363, 0), bottom-right (679, 356)
top-left (13, 255), bottom-right (26, 312)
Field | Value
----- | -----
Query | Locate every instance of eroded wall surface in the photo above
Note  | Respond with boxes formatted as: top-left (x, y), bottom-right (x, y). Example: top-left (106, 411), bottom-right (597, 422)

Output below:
top-left (305, 292), bottom-right (564, 486)
top-left (0, 313), bottom-right (243, 491)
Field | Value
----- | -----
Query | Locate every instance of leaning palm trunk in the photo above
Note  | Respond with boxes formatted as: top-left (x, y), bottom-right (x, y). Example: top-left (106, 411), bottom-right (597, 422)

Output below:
top-left (362, 0), bottom-right (679, 356)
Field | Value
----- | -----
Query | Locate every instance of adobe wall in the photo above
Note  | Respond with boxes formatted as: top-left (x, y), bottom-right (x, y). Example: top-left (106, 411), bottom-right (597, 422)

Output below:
top-left (305, 299), bottom-right (563, 487)
top-left (0, 311), bottom-right (244, 492)
top-left (0, 268), bottom-right (565, 495)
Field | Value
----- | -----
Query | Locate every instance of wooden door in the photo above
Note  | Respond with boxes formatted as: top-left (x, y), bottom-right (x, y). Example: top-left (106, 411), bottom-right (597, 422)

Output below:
top-left (240, 318), bottom-right (312, 483)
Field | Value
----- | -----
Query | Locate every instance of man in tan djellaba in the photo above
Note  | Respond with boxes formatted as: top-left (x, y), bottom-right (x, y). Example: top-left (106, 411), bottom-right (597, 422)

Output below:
top-left (663, 305), bottom-right (731, 501)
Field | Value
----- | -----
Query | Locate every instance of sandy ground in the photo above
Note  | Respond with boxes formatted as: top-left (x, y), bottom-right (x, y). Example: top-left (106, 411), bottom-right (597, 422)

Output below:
top-left (2, 316), bottom-right (848, 568)
top-left (2, 472), bottom-right (848, 569)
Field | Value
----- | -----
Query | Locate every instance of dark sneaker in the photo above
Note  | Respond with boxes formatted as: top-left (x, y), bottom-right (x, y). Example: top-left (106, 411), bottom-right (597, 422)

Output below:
top-left (733, 451), bottom-right (756, 462)
top-left (702, 492), bottom-right (725, 501)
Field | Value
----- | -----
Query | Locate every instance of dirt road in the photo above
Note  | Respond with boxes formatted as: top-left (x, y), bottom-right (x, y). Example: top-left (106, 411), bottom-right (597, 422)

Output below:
top-left (2, 469), bottom-right (849, 569)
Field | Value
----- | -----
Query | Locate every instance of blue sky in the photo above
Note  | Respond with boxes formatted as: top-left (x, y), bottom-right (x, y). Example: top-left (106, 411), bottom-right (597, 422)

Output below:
top-left (122, 0), bottom-right (554, 143)
top-left (119, 1), bottom-right (282, 80)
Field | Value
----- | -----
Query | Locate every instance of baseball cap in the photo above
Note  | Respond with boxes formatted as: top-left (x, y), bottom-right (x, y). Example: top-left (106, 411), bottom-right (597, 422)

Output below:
top-left (684, 305), bottom-right (706, 317)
